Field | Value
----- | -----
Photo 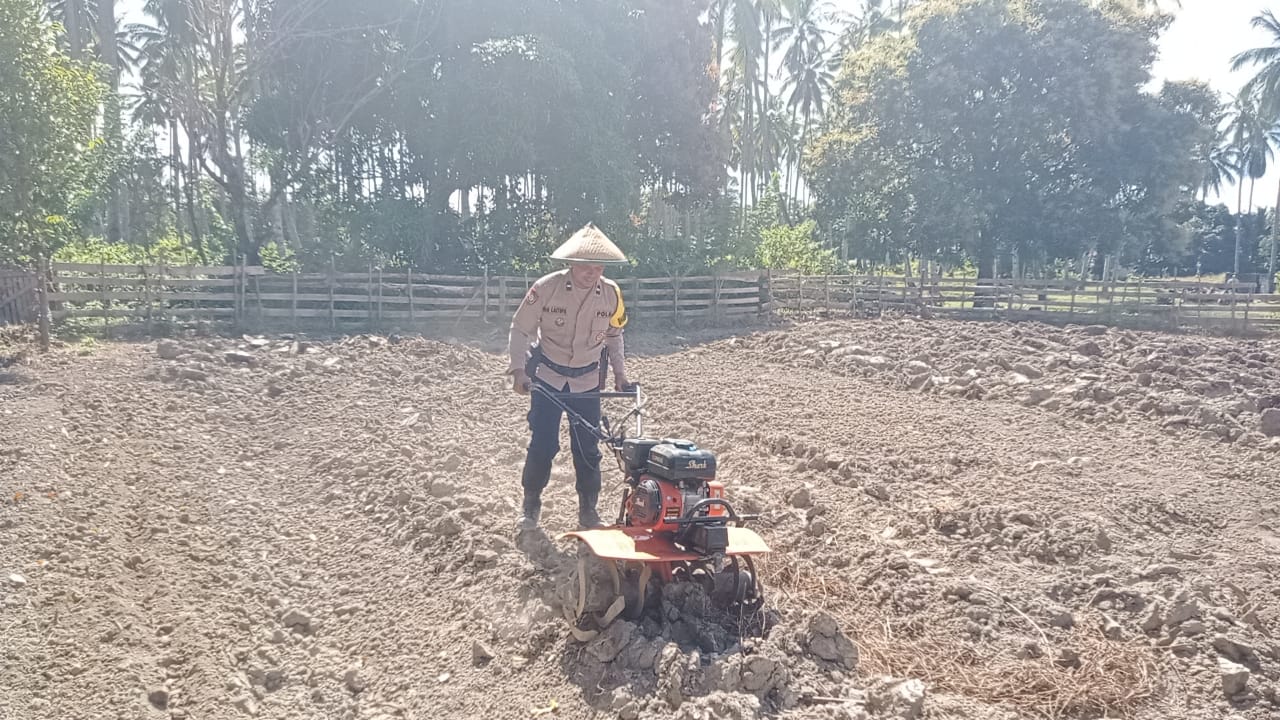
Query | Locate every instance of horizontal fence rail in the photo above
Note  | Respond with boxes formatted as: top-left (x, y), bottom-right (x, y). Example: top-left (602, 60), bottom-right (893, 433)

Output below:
top-left (0, 269), bottom-right (38, 325)
top-left (43, 262), bottom-right (769, 332)
top-left (769, 273), bottom-right (1280, 333)
top-left (27, 262), bottom-right (1280, 338)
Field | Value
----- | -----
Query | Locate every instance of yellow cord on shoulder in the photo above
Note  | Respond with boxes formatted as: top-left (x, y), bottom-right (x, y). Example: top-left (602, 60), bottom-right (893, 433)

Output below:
top-left (609, 284), bottom-right (627, 328)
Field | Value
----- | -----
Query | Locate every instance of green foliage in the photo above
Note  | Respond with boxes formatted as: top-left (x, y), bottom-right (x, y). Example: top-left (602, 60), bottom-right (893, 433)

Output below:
top-left (9, 0), bottom-right (1265, 285)
top-left (0, 0), bottom-right (106, 264)
top-left (54, 234), bottom-right (222, 266)
top-left (240, 0), bottom-right (725, 272)
top-left (757, 220), bottom-right (837, 274)
top-left (618, 192), bottom-right (754, 276)
top-left (808, 0), bottom-right (1206, 278)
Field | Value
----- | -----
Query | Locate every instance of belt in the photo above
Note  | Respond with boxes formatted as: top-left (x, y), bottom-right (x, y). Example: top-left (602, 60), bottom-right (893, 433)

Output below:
top-left (526, 346), bottom-right (599, 378)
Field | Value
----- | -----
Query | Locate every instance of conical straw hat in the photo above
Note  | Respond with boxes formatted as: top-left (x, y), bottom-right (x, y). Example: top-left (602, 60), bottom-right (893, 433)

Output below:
top-left (550, 223), bottom-right (628, 264)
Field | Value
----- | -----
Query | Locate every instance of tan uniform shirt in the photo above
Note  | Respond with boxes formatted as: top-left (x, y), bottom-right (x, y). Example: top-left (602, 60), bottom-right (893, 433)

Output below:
top-left (508, 269), bottom-right (628, 393)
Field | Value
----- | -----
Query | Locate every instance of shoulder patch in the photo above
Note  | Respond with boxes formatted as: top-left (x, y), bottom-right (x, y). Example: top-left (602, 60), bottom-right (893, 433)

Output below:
top-left (524, 287), bottom-right (539, 305)
top-left (609, 284), bottom-right (627, 329)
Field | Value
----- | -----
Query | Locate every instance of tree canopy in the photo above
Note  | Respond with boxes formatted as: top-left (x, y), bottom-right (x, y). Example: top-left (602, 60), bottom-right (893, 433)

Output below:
top-left (806, 0), bottom-right (1210, 279)
top-left (0, 0), bottom-right (105, 264)
top-left (2, 0), bottom-right (1278, 283)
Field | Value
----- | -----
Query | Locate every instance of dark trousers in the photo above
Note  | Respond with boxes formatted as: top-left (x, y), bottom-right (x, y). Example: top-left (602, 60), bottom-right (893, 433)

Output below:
top-left (521, 380), bottom-right (603, 502)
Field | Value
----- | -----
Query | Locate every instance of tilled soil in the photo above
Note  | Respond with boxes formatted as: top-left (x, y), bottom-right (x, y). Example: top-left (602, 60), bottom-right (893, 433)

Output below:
top-left (2, 317), bottom-right (1279, 720)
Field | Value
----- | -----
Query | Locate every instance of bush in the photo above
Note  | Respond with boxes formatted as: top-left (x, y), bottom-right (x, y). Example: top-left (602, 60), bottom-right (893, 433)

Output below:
top-left (53, 234), bottom-right (225, 266)
top-left (756, 221), bottom-right (838, 275)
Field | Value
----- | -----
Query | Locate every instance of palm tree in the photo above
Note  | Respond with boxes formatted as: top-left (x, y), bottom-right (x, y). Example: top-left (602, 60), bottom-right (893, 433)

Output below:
top-left (1223, 91), bottom-right (1275, 278)
top-left (44, 0), bottom-right (88, 59)
top-left (775, 0), bottom-right (832, 206)
top-left (45, 0), bottom-right (142, 242)
top-left (720, 0), bottom-right (764, 216)
top-left (129, 0), bottom-right (209, 261)
top-left (1232, 9), bottom-right (1280, 286)
top-left (758, 0), bottom-right (784, 199)
top-left (1201, 146), bottom-right (1238, 203)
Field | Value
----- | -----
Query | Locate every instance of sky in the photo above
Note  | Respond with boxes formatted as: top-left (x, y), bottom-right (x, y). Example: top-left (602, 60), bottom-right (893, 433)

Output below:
top-left (115, 0), bottom-right (1277, 209)
top-left (1147, 0), bottom-right (1277, 208)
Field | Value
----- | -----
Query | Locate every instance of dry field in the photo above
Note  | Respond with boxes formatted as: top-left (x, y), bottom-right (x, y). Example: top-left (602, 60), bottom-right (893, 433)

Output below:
top-left (2, 316), bottom-right (1279, 720)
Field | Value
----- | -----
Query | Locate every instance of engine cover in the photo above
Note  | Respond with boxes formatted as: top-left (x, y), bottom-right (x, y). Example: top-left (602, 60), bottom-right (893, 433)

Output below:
top-left (647, 440), bottom-right (716, 483)
top-left (628, 478), bottom-right (666, 526)
top-left (627, 474), bottom-right (729, 533)
top-left (621, 437), bottom-right (665, 478)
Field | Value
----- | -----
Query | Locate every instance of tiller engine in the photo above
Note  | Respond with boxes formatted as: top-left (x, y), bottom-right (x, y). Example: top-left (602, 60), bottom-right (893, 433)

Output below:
top-left (530, 384), bottom-right (770, 638)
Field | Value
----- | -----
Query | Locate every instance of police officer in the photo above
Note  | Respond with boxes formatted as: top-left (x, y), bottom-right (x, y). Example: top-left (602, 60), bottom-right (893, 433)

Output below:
top-left (507, 223), bottom-right (632, 530)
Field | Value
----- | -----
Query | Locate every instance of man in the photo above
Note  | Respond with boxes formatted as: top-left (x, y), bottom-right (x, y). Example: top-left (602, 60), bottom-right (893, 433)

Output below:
top-left (508, 223), bottom-right (633, 531)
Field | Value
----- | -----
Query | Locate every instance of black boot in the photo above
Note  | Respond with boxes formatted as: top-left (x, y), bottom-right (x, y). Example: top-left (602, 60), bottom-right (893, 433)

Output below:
top-left (520, 453), bottom-right (553, 531)
top-left (577, 491), bottom-right (603, 530)
top-left (520, 492), bottom-right (541, 530)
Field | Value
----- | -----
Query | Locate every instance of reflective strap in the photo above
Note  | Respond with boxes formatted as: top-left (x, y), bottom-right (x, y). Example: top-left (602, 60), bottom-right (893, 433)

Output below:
top-left (533, 348), bottom-right (599, 378)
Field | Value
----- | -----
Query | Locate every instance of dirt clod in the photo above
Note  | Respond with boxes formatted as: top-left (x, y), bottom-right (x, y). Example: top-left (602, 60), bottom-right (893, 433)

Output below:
top-left (1221, 657), bottom-right (1251, 698)
top-left (148, 687), bottom-right (170, 709)
top-left (866, 678), bottom-right (926, 720)
top-left (156, 340), bottom-right (182, 359)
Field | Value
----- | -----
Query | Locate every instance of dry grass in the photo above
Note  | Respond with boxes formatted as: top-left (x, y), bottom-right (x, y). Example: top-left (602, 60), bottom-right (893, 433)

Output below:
top-left (757, 558), bottom-right (1165, 719)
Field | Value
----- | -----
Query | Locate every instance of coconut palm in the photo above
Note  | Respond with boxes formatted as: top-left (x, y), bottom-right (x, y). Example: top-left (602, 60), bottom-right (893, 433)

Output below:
top-left (1201, 146), bottom-right (1238, 204)
top-left (128, 0), bottom-right (209, 261)
top-left (1231, 9), bottom-right (1280, 283)
top-left (774, 0), bottom-right (832, 205)
top-left (1223, 91), bottom-right (1275, 277)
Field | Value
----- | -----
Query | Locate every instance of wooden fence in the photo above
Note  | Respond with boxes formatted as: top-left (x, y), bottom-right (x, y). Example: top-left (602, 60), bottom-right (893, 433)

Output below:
top-left (43, 262), bottom-right (767, 332)
top-left (769, 273), bottom-right (1280, 334)
top-left (0, 268), bottom-right (38, 325)
top-left (30, 262), bottom-right (1280, 337)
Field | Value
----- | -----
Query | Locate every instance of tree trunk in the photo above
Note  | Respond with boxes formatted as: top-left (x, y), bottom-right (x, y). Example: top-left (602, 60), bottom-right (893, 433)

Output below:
top-left (714, 0), bottom-right (727, 75)
top-left (1270, 179), bottom-right (1280, 291)
top-left (761, 14), bottom-right (772, 193)
top-left (99, 0), bottom-right (123, 243)
top-left (185, 139), bottom-right (208, 264)
top-left (1235, 174), bottom-right (1246, 278)
top-left (169, 121), bottom-right (184, 247)
top-left (66, 0), bottom-right (84, 60)
top-left (228, 171), bottom-right (255, 264)
top-left (974, 237), bottom-right (995, 308)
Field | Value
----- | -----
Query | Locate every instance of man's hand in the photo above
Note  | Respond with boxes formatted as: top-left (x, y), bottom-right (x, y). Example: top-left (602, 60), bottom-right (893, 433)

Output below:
top-left (512, 370), bottom-right (531, 395)
top-left (615, 377), bottom-right (637, 393)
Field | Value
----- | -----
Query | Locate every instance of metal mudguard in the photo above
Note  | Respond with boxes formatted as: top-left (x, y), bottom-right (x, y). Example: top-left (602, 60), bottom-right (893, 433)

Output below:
top-left (559, 526), bottom-right (770, 562)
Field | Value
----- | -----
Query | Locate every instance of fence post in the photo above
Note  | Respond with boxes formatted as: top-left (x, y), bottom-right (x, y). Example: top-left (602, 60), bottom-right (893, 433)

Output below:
top-left (157, 263), bottom-right (168, 326)
top-left (252, 270), bottom-right (263, 328)
top-left (407, 268), bottom-right (415, 324)
top-left (377, 266), bottom-right (383, 328)
top-left (37, 257), bottom-right (50, 352)
top-left (328, 256), bottom-right (336, 331)
top-left (100, 259), bottom-right (109, 336)
top-left (672, 276), bottom-right (681, 324)
top-left (712, 272), bottom-right (721, 322)
top-left (230, 256), bottom-right (238, 327)
top-left (140, 262), bottom-right (152, 333)
top-left (1244, 288), bottom-right (1253, 334)
top-left (877, 265), bottom-right (886, 318)
top-left (291, 266), bottom-right (298, 330)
